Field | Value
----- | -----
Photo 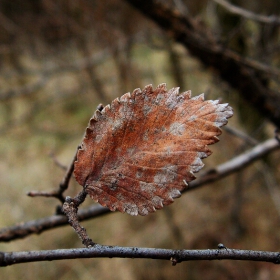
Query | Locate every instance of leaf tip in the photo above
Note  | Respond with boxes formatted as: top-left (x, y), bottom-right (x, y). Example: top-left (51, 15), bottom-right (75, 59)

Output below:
top-left (156, 83), bottom-right (167, 91)
top-left (143, 84), bottom-right (154, 93)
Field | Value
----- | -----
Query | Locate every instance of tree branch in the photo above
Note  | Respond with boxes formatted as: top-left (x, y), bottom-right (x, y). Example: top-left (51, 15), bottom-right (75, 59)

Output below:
top-left (186, 137), bottom-right (279, 191)
top-left (223, 126), bottom-right (259, 146)
top-left (0, 245), bottom-right (280, 266)
top-left (63, 191), bottom-right (95, 247)
top-left (0, 137), bottom-right (278, 243)
top-left (213, 0), bottom-right (280, 25)
top-left (124, 0), bottom-right (280, 127)
top-left (0, 204), bottom-right (109, 242)
top-left (27, 147), bottom-right (79, 204)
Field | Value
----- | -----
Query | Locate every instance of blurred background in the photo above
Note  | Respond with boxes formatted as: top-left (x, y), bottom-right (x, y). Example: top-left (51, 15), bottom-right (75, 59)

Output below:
top-left (0, 0), bottom-right (280, 279)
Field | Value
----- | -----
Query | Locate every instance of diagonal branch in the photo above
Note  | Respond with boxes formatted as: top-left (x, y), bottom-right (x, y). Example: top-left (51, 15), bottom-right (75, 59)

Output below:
top-left (0, 137), bottom-right (278, 243)
top-left (0, 245), bottom-right (280, 266)
top-left (213, 0), bottom-right (280, 25)
top-left (188, 137), bottom-right (280, 191)
top-left (124, 0), bottom-right (280, 127)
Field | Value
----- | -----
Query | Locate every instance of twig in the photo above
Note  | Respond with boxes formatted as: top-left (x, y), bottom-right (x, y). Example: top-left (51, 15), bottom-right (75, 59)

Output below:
top-left (223, 126), bottom-right (259, 146)
top-left (0, 245), bottom-right (280, 266)
top-left (1, 137), bottom-right (278, 243)
top-left (27, 103), bottom-right (104, 205)
top-left (59, 149), bottom-right (79, 194)
top-left (186, 137), bottom-right (279, 191)
top-left (27, 147), bottom-right (79, 203)
top-left (213, 0), bottom-right (280, 25)
top-left (63, 190), bottom-right (95, 247)
top-left (49, 152), bottom-right (68, 170)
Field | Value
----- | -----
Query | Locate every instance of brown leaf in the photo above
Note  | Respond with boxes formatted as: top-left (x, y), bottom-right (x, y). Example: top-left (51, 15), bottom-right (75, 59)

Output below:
top-left (74, 84), bottom-right (233, 216)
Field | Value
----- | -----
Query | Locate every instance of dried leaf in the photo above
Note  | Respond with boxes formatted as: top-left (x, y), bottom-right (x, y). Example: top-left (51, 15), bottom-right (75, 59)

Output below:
top-left (74, 84), bottom-right (233, 216)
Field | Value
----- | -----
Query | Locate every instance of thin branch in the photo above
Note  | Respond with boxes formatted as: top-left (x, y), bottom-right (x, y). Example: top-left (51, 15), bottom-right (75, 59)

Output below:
top-left (213, 0), bottom-right (280, 25)
top-left (187, 138), bottom-right (279, 191)
top-left (0, 245), bottom-right (280, 266)
top-left (63, 190), bottom-right (95, 247)
top-left (27, 147), bottom-right (79, 203)
top-left (0, 204), bottom-right (109, 242)
top-left (223, 126), bottom-right (259, 146)
top-left (26, 102), bottom-right (105, 203)
top-left (49, 152), bottom-right (68, 170)
top-left (0, 137), bottom-right (278, 243)
top-left (59, 149), bottom-right (78, 193)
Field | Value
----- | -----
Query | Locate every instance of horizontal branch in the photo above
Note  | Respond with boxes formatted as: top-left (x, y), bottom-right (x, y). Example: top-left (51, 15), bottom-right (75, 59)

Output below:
top-left (0, 204), bottom-right (110, 242)
top-left (0, 137), bottom-right (278, 243)
top-left (0, 244), bottom-right (280, 266)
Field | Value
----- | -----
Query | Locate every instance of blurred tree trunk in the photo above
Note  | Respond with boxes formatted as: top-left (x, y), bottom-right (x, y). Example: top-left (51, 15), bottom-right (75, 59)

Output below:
top-left (76, 37), bottom-right (111, 104)
top-left (165, 37), bottom-right (187, 90)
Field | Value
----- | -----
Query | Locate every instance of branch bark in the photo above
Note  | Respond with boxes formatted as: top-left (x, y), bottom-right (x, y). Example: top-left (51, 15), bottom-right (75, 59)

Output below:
top-left (123, 0), bottom-right (280, 127)
top-left (0, 137), bottom-right (278, 243)
top-left (0, 245), bottom-right (280, 266)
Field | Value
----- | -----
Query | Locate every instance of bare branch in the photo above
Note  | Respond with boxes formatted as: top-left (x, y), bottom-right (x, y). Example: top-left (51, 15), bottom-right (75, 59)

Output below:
top-left (0, 245), bottom-right (280, 266)
top-left (58, 149), bottom-right (78, 193)
top-left (27, 148), bottom-right (79, 203)
top-left (0, 137), bottom-right (278, 243)
top-left (0, 204), bottom-right (109, 242)
top-left (124, 0), bottom-right (280, 127)
top-left (26, 101), bottom-right (106, 203)
top-left (63, 191), bottom-right (95, 247)
top-left (187, 138), bottom-right (279, 191)
top-left (49, 152), bottom-right (68, 170)
top-left (213, 0), bottom-right (280, 25)
top-left (223, 126), bottom-right (259, 146)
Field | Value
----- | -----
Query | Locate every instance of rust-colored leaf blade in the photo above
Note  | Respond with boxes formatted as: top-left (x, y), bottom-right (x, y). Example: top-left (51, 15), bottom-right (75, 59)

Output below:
top-left (74, 84), bottom-right (233, 216)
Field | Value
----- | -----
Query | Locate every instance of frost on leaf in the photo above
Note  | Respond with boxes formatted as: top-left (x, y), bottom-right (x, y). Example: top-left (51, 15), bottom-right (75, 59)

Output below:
top-left (74, 84), bottom-right (233, 216)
